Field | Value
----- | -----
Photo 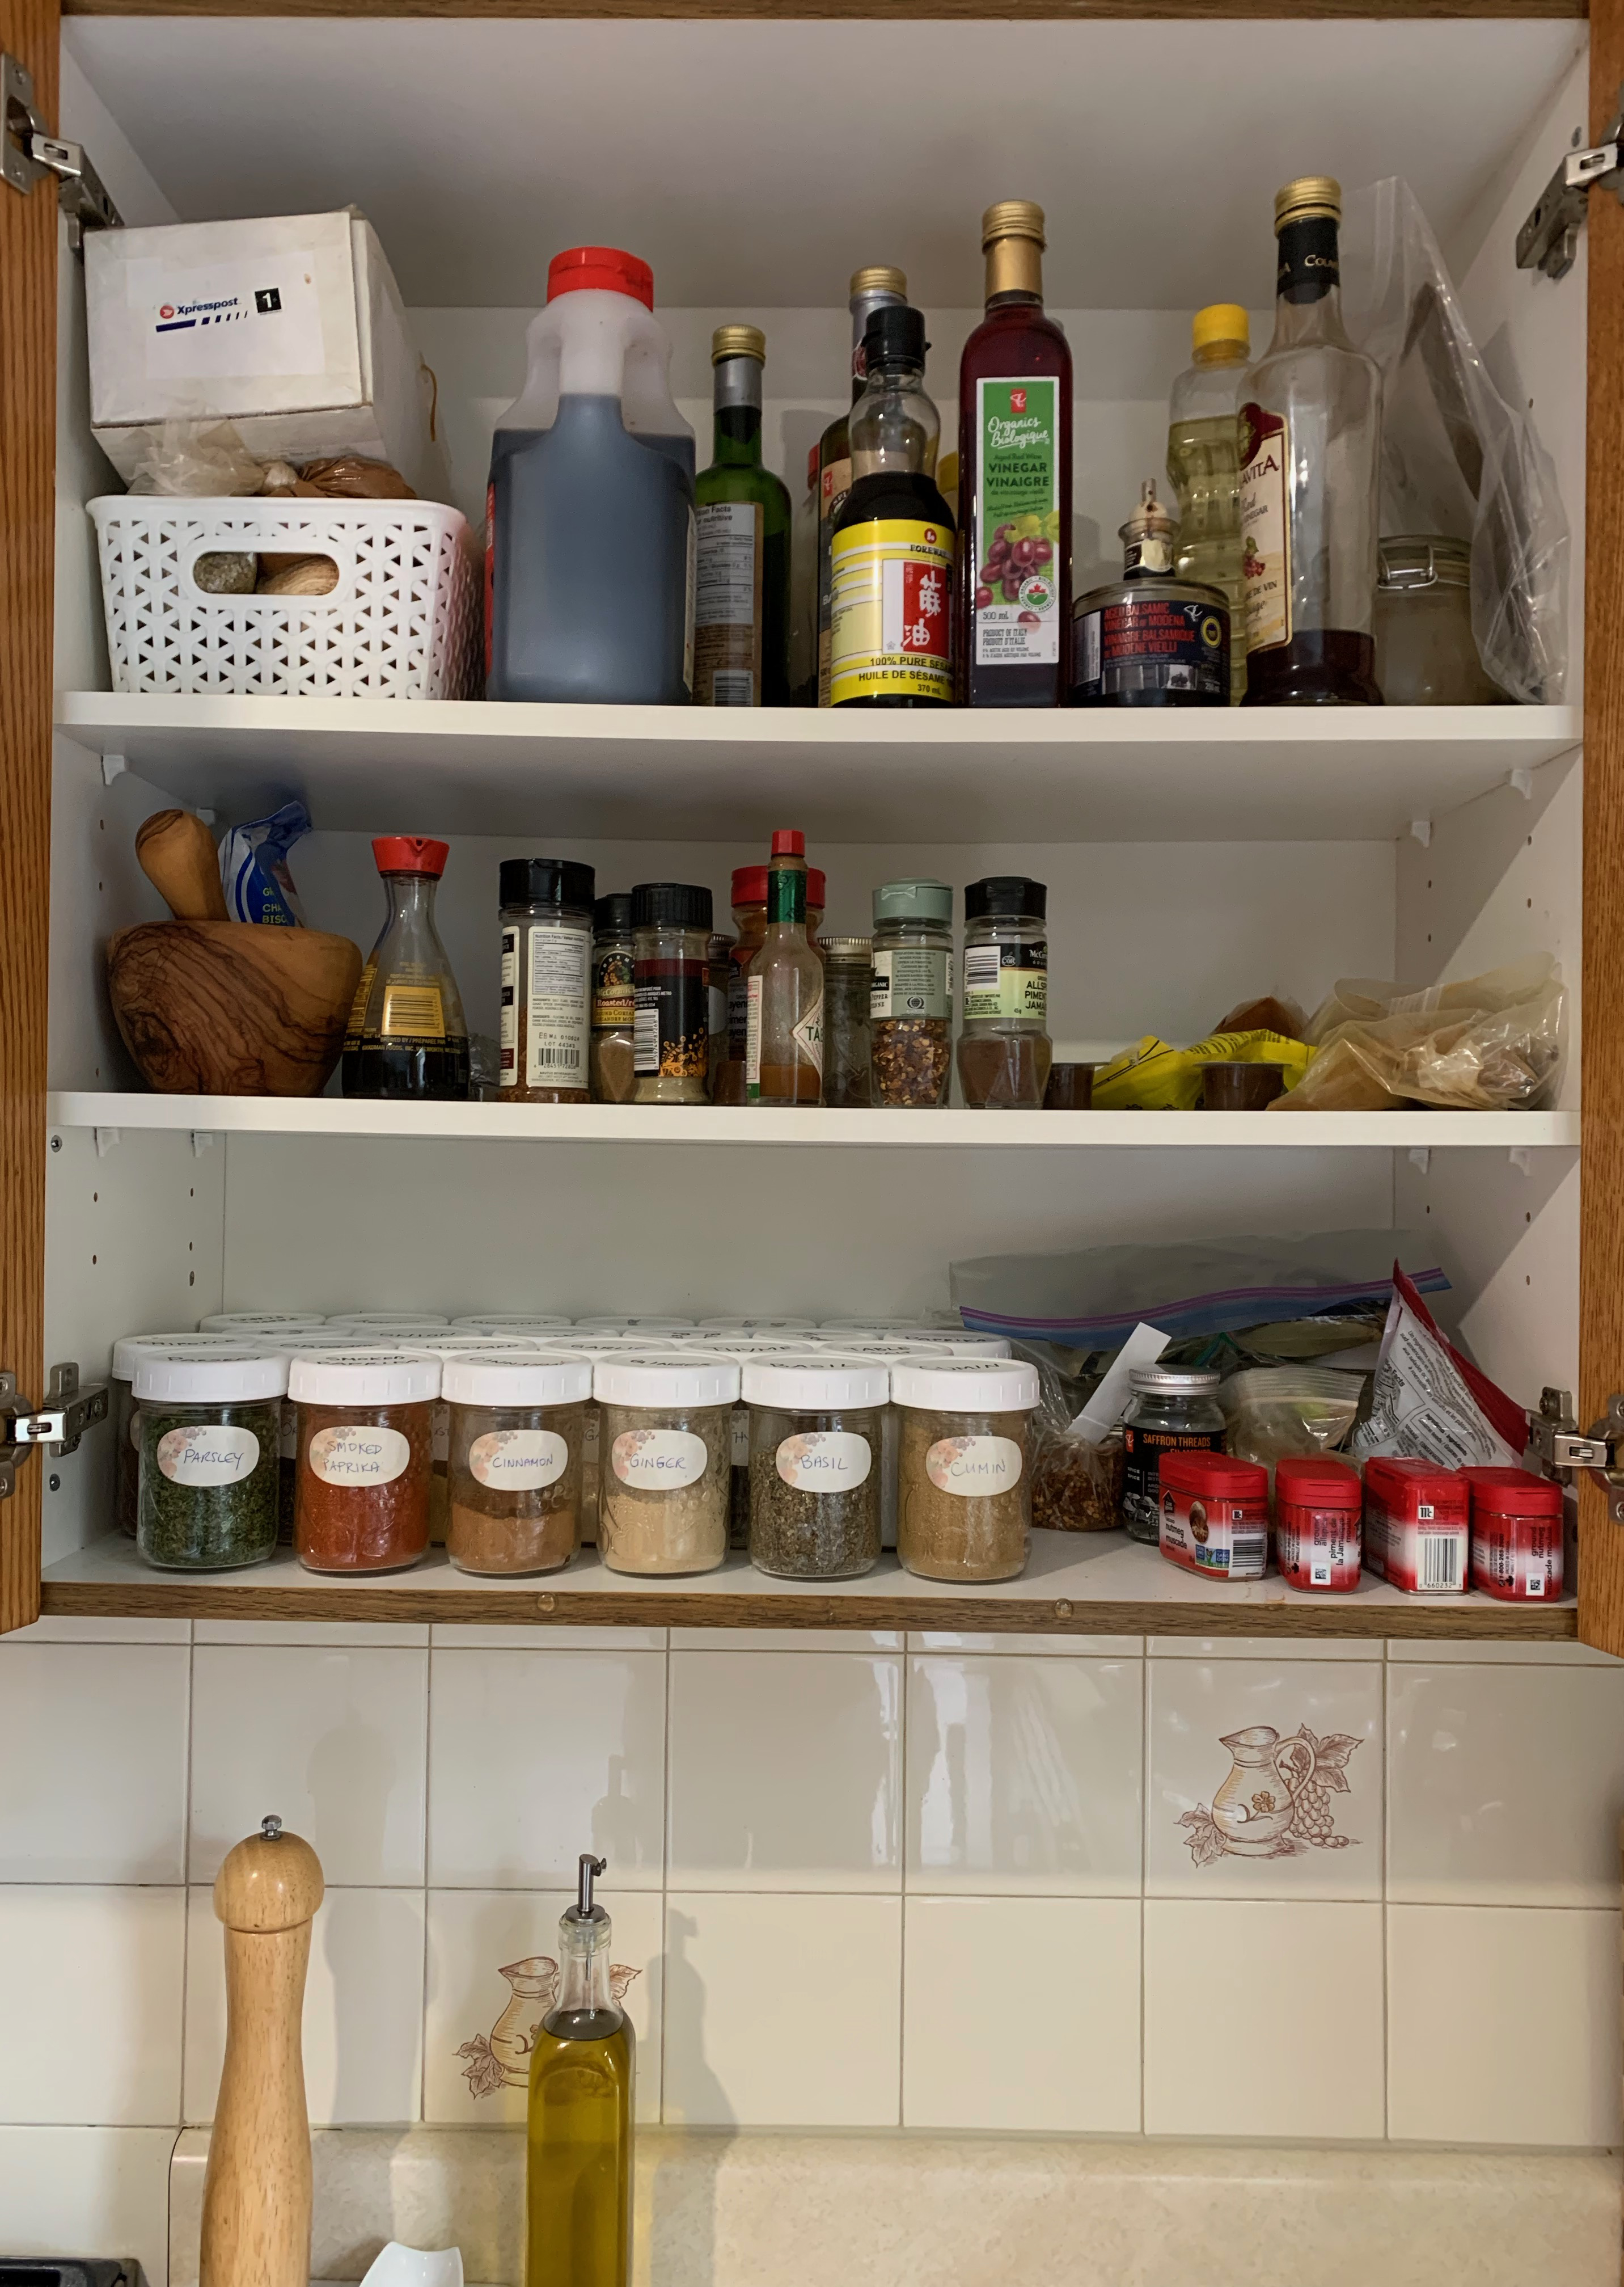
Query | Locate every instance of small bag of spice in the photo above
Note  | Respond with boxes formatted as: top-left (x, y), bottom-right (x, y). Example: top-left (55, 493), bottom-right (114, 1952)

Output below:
top-left (134, 1348), bottom-right (287, 1572)
top-left (742, 1353), bottom-right (888, 1579)
top-left (594, 1351), bottom-right (738, 1575)
top-left (289, 1349), bottom-right (439, 1573)
top-left (443, 1348), bottom-right (592, 1576)
top-left (893, 1355), bottom-right (1039, 1582)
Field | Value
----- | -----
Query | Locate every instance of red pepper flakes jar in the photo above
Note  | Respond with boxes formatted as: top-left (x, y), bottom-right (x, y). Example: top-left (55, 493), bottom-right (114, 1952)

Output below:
top-left (1274, 1456), bottom-right (1362, 1592)
top-left (1158, 1451), bottom-right (1269, 1580)
top-left (289, 1348), bottom-right (440, 1572)
top-left (1363, 1455), bottom-right (1468, 1595)
top-left (1464, 1465), bottom-right (1564, 1602)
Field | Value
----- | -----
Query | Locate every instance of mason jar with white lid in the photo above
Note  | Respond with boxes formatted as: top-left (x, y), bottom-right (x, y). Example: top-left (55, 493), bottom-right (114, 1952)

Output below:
top-left (112, 1332), bottom-right (253, 1538)
top-left (892, 1355), bottom-right (1040, 1582)
top-left (682, 1336), bottom-right (806, 1547)
top-left (442, 1348), bottom-right (594, 1577)
top-left (593, 1351), bottom-right (739, 1576)
top-left (134, 1348), bottom-right (287, 1572)
top-left (450, 1314), bottom-right (575, 1332)
top-left (198, 1311), bottom-right (331, 1332)
top-left (289, 1349), bottom-right (441, 1573)
top-left (697, 1316), bottom-right (819, 1332)
top-left (742, 1354), bottom-right (890, 1580)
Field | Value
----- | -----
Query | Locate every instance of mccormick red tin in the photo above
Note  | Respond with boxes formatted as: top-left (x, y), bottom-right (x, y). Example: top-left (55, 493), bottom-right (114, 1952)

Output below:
top-left (1363, 1455), bottom-right (1469, 1595)
top-left (1159, 1451), bottom-right (1270, 1580)
top-left (1274, 1456), bottom-right (1362, 1592)
top-left (1464, 1466), bottom-right (1564, 1601)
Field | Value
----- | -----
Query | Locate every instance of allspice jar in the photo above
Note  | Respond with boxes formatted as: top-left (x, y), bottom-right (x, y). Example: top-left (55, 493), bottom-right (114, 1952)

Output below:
top-left (743, 1353), bottom-right (887, 1578)
top-left (894, 1355), bottom-right (1039, 1582)
top-left (444, 1348), bottom-right (592, 1575)
top-left (594, 1350), bottom-right (738, 1574)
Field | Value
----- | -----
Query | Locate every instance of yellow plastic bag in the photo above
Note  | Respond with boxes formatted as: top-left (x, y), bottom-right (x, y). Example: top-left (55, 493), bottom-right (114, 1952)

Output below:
top-left (1092, 1029), bottom-right (1316, 1111)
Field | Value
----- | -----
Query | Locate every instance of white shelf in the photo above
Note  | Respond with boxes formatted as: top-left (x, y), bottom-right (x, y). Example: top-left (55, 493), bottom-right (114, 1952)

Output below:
top-left (46, 1094), bottom-right (1580, 1149)
top-left (59, 695), bottom-right (1581, 845)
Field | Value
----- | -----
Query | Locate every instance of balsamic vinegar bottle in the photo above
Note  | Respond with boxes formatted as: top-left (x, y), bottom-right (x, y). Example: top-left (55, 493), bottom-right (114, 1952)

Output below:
top-left (526, 1854), bottom-right (635, 2287)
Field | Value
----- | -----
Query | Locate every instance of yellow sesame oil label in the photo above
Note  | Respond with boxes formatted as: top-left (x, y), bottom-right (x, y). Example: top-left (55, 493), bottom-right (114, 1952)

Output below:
top-left (829, 519), bottom-right (953, 703)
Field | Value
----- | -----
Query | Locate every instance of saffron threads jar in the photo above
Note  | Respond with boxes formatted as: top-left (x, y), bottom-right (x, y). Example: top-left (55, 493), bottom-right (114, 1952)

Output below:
top-left (893, 1355), bottom-right (1039, 1582)
top-left (594, 1351), bottom-right (738, 1575)
top-left (444, 1348), bottom-right (593, 1575)
top-left (134, 1348), bottom-right (286, 1571)
top-left (290, 1349), bottom-right (439, 1572)
top-left (743, 1353), bottom-right (888, 1577)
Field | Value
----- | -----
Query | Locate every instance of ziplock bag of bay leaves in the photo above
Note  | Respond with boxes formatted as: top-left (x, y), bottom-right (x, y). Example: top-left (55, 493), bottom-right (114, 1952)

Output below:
top-left (1339, 176), bottom-right (1568, 704)
top-left (1272, 952), bottom-right (1565, 1113)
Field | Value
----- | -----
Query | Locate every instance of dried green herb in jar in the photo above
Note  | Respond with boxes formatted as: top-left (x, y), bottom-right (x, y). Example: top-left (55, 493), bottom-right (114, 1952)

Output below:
top-left (743, 1355), bottom-right (887, 1579)
top-left (133, 1349), bottom-right (286, 1571)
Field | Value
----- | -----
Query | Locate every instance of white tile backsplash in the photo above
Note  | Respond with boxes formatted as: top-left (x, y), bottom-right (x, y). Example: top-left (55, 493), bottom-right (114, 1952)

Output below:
top-left (0, 2124), bottom-right (175, 2283)
top-left (0, 1887), bottom-right (185, 2125)
top-left (0, 1642), bottom-right (188, 1881)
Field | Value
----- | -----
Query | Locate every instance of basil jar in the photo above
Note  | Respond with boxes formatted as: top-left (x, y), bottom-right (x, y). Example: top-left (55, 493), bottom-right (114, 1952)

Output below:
top-left (134, 1348), bottom-right (286, 1570)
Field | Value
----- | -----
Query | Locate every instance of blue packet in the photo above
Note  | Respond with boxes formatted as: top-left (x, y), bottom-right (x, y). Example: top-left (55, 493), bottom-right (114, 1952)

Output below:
top-left (219, 800), bottom-right (311, 926)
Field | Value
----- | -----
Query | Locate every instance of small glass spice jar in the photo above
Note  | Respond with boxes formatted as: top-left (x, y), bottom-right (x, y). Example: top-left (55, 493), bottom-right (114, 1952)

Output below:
top-left (1374, 535), bottom-right (1507, 705)
top-left (444, 1348), bottom-right (593, 1575)
top-left (716, 863), bottom-right (826, 1104)
top-left (822, 938), bottom-right (873, 1107)
top-left (743, 1354), bottom-right (887, 1578)
top-left (112, 1332), bottom-right (253, 1537)
top-left (594, 1350), bottom-right (738, 1573)
top-left (871, 877), bottom-right (954, 1108)
top-left (632, 883), bottom-right (714, 1105)
top-left (499, 857), bottom-right (595, 1103)
top-left (708, 930), bottom-right (735, 1098)
top-left (290, 1349), bottom-right (439, 1572)
top-left (893, 1355), bottom-right (1039, 1582)
top-left (589, 892), bottom-right (637, 1104)
top-left (957, 876), bottom-right (1051, 1109)
top-left (1120, 1365), bottom-right (1225, 1545)
top-left (134, 1348), bottom-right (286, 1571)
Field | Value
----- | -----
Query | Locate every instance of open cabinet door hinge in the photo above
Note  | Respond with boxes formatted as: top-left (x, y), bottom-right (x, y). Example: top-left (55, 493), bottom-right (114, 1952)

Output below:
top-left (1, 52), bottom-right (121, 250)
top-left (0, 1363), bottom-right (109, 1503)
top-left (1516, 91), bottom-right (1624, 281)
top-left (1532, 1386), bottom-right (1624, 1522)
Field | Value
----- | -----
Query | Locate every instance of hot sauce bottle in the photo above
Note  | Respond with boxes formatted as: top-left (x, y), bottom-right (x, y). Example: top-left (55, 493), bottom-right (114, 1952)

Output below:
top-left (955, 202), bottom-right (1073, 707)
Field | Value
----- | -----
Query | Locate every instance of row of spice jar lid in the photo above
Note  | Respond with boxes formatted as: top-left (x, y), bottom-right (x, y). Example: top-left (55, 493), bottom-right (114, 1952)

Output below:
top-left (119, 1341), bottom-right (1041, 1585)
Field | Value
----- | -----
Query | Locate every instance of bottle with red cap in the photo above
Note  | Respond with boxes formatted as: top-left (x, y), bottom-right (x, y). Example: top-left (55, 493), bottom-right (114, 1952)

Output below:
top-left (341, 838), bottom-right (470, 1100)
top-left (716, 860), bottom-right (824, 1104)
top-left (746, 831), bottom-right (824, 1105)
top-left (486, 246), bottom-right (696, 706)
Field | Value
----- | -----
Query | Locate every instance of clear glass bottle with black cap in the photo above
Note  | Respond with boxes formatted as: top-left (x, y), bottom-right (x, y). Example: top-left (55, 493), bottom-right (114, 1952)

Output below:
top-left (526, 1853), bottom-right (634, 2287)
top-left (695, 326), bottom-right (791, 707)
top-left (957, 875), bottom-right (1051, 1109)
top-left (818, 266), bottom-right (908, 706)
top-left (1240, 176), bottom-right (1382, 706)
top-left (830, 305), bottom-right (955, 707)
top-left (344, 838), bottom-right (470, 1101)
top-left (590, 892), bottom-right (637, 1103)
top-left (631, 881), bottom-right (713, 1104)
top-left (499, 858), bottom-right (595, 1104)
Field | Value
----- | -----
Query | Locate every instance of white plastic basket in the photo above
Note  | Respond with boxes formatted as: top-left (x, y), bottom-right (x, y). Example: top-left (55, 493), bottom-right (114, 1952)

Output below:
top-left (89, 495), bottom-right (481, 699)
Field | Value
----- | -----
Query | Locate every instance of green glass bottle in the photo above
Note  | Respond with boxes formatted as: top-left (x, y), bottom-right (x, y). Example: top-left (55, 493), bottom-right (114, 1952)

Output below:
top-left (526, 1855), bottom-right (635, 2287)
top-left (695, 326), bottom-right (791, 706)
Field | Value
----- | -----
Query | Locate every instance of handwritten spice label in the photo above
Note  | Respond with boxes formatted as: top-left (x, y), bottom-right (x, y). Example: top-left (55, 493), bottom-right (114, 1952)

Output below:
top-left (470, 1428), bottom-right (569, 1492)
top-left (776, 1429), bottom-right (873, 1492)
top-left (611, 1427), bottom-right (708, 1489)
top-left (157, 1423), bottom-right (260, 1486)
top-left (308, 1423), bottom-right (411, 1487)
top-left (925, 1434), bottom-right (1023, 1497)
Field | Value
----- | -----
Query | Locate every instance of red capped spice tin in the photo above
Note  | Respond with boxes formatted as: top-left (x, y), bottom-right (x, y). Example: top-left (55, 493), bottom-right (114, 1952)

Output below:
top-left (1363, 1455), bottom-right (1469, 1595)
top-left (1274, 1455), bottom-right (1362, 1592)
top-left (1464, 1466), bottom-right (1564, 1601)
top-left (1159, 1450), bottom-right (1270, 1580)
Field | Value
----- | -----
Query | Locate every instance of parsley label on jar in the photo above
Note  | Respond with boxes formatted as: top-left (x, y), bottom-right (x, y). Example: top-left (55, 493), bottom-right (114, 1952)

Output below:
top-left (157, 1423), bottom-right (261, 1486)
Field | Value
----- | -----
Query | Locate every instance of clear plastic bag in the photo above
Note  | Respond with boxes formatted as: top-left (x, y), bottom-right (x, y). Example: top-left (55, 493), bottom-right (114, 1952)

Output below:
top-left (1014, 1341), bottom-right (1126, 1532)
top-left (1220, 1366), bottom-right (1364, 1480)
top-left (1340, 178), bottom-right (1568, 704)
top-left (1274, 953), bottom-right (1566, 1112)
top-left (125, 418), bottom-right (265, 497)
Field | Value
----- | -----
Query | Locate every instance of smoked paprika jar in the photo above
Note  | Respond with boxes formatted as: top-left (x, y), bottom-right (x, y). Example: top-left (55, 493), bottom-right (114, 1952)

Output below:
top-left (289, 1348), bottom-right (439, 1572)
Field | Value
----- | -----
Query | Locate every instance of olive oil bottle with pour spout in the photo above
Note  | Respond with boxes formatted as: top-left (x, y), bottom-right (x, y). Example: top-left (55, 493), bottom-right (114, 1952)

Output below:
top-left (526, 1854), bottom-right (635, 2287)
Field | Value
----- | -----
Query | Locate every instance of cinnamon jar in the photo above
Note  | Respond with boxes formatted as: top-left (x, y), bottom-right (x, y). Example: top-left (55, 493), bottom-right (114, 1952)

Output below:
top-left (444, 1348), bottom-right (592, 1575)
top-left (290, 1349), bottom-right (439, 1572)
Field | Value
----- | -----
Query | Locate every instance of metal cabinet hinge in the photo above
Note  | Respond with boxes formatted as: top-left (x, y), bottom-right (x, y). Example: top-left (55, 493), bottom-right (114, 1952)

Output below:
top-left (2, 52), bottom-right (121, 248)
top-left (1517, 94), bottom-right (1624, 281)
top-left (0, 1362), bottom-right (109, 1503)
top-left (1532, 1386), bottom-right (1624, 1522)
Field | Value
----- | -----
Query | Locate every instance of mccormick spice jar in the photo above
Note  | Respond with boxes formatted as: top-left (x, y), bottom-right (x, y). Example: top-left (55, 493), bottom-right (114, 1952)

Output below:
top-left (1363, 1455), bottom-right (1468, 1594)
top-left (1158, 1450), bottom-right (1269, 1580)
top-left (632, 883), bottom-right (713, 1104)
top-left (594, 1350), bottom-right (738, 1573)
top-left (290, 1349), bottom-right (439, 1572)
top-left (870, 878), bottom-right (954, 1108)
top-left (590, 893), bottom-right (637, 1103)
top-left (134, 1348), bottom-right (286, 1571)
top-left (443, 1348), bottom-right (592, 1575)
top-left (743, 1353), bottom-right (888, 1578)
top-left (1120, 1366), bottom-right (1225, 1544)
top-left (893, 1355), bottom-right (1039, 1582)
top-left (498, 857), bottom-right (595, 1103)
top-left (1274, 1455), bottom-right (1362, 1592)
top-left (957, 876), bottom-right (1051, 1108)
top-left (1464, 1466), bottom-right (1564, 1601)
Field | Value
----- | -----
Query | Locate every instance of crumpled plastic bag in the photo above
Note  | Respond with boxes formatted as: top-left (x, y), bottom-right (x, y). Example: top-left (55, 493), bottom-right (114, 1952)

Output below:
top-left (1350, 1264), bottom-right (1527, 1470)
top-left (1093, 1028), bottom-right (1316, 1111)
top-left (1220, 1365), bottom-right (1365, 1482)
top-left (1271, 953), bottom-right (1565, 1112)
top-left (126, 418), bottom-right (264, 497)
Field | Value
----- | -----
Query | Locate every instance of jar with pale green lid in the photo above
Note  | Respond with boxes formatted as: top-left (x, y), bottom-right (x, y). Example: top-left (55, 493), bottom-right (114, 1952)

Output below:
top-left (871, 879), bottom-right (953, 1107)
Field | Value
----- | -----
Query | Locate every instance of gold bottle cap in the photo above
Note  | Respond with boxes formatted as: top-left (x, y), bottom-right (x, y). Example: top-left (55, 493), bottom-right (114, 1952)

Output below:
top-left (850, 266), bottom-right (907, 298)
top-left (982, 201), bottom-right (1046, 250)
top-left (1192, 302), bottom-right (1249, 356)
top-left (711, 324), bottom-right (766, 366)
top-left (1274, 176), bottom-right (1342, 231)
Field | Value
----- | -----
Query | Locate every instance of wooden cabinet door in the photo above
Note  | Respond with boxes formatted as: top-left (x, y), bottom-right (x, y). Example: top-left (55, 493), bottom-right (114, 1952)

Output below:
top-left (0, 0), bottom-right (60, 1634)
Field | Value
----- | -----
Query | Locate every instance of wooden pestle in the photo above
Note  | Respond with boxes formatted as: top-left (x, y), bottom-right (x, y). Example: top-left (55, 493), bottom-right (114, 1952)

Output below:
top-left (200, 1815), bottom-right (325, 2287)
top-left (136, 807), bottom-right (229, 922)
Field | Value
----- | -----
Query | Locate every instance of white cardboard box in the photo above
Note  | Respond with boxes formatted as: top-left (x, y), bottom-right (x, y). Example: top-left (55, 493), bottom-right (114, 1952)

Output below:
top-left (84, 207), bottom-right (446, 497)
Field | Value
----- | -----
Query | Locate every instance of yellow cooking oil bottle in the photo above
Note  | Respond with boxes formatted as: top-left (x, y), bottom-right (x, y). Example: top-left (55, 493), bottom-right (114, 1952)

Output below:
top-left (526, 1854), bottom-right (635, 2287)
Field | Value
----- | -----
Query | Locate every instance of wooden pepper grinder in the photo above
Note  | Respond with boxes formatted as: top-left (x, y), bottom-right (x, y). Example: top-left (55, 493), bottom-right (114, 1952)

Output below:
top-left (200, 1814), bottom-right (325, 2287)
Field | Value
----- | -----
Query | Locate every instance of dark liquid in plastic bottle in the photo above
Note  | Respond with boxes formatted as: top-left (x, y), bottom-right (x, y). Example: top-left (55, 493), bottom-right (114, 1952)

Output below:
top-left (488, 396), bottom-right (695, 705)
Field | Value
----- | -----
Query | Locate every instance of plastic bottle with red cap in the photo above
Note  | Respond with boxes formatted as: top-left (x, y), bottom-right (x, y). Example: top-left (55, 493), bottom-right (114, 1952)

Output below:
top-left (486, 246), bottom-right (696, 706)
top-left (341, 837), bottom-right (470, 1101)
top-left (745, 830), bottom-right (824, 1105)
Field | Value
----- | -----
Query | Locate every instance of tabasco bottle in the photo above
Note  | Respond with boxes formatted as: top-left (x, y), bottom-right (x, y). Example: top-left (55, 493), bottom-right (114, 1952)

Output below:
top-left (956, 202), bottom-right (1072, 707)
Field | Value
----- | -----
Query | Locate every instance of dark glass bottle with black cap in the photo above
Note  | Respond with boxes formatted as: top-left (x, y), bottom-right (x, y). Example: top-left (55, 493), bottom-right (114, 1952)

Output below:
top-left (499, 857), bottom-right (597, 1104)
top-left (631, 881), bottom-right (714, 1103)
top-left (829, 305), bottom-right (955, 707)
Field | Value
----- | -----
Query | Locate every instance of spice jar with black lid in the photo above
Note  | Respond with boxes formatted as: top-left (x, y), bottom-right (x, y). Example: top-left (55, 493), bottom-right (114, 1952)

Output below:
top-left (135, 1348), bottom-right (286, 1571)
top-left (594, 1349), bottom-right (737, 1573)
top-left (894, 1354), bottom-right (1039, 1581)
top-left (957, 876), bottom-right (1051, 1109)
top-left (871, 877), bottom-right (954, 1108)
top-left (590, 891), bottom-right (637, 1104)
top-left (443, 1348), bottom-right (593, 1576)
top-left (632, 883), bottom-right (713, 1104)
top-left (290, 1348), bottom-right (439, 1572)
top-left (500, 858), bottom-right (595, 1104)
top-left (743, 1353), bottom-right (888, 1579)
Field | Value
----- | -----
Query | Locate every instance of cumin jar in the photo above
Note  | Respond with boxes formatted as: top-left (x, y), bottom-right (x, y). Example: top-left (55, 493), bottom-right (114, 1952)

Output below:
top-left (290, 1348), bottom-right (440, 1572)
top-left (893, 1355), bottom-right (1039, 1582)
top-left (594, 1350), bottom-right (738, 1575)
top-left (444, 1348), bottom-right (592, 1575)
